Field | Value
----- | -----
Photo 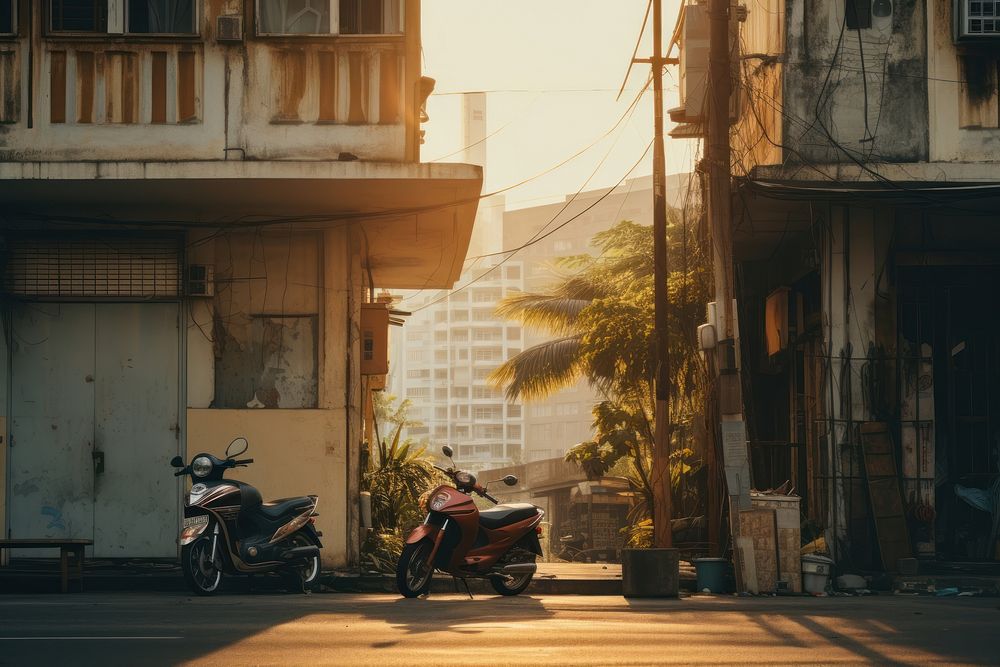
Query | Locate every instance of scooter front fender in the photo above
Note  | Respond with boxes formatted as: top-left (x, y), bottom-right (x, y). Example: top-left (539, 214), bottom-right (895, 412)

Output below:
top-left (405, 524), bottom-right (440, 545)
top-left (178, 514), bottom-right (211, 546)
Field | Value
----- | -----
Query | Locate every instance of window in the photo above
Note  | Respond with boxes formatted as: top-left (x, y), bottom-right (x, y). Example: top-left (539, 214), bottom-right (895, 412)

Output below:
top-left (406, 348), bottom-right (425, 363)
top-left (50, 0), bottom-right (107, 32)
top-left (258, 0), bottom-right (330, 34)
top-left (473, 368), bottom-right (492, 381)
top-left (504, 266), bottom-right (521, 280)
top-left (474, 406), bottom-right (501, 420)
top-left (49, 0), bottom-right (196, 34)
top-left (434, 311), bottom-right (448, 323)
top-left (474, 348), bottom-right (500, 362)
top-left (553, 240), bottom-right (573, 253)
top-left (128, 0), bottom-right (196, 33)
top-left (406, 368), bottom-right (429, 379)
top-left (339, 0), bottom-right (401, 34)
top-left (507, 424), bottom-right (521, 439)
top-left (434, 350), bottom-right (447, 363)
top-left (434, 387), bottom-right (447, 401)
top-left (451, 310), bottom-right (469, 322)
top-left (507, 404), bottom-right (521, 418)
top-left (1, 0), bottom-right (13, 34)
top-left (473, 288), bottom-right (501, 303)
top-left (472, 309), bottom-right (494, 322)
top-left (473, 386), bottom-right (500, 400)
top-left (451, 386), bottom-right (469, 398)
top-left (434, 368), bottom-right (448, 380)
top-left (453, 425), bottom-right (469, 439)
top-left (435, 407), bottom-right (448, 419)
top-left (434, 331), bottom-right (448, 343)
top-left (506, 326), bottom-right (521, 340)
top-left (257, 0), bottom-right (402, 35)
top-left (407, 387), bottom-right (430, 399)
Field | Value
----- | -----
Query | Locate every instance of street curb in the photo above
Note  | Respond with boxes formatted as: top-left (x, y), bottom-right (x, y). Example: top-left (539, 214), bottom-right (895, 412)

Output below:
top-left (324, 574), bottom-right (625, 596)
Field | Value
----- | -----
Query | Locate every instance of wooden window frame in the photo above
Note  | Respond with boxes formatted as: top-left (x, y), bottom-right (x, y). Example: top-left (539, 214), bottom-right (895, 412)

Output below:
top-left (255, 0), bottom-right (404, 37)
top-left (0, 0), bottom-right (16, 37)
top-left (47, 0), bottom-right (200, 37)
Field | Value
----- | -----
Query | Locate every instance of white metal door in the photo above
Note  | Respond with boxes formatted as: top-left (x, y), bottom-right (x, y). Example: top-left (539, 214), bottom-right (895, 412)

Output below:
top-left (9, 304), bottom-right (97, 554)
top-left (93, 303), bottom-right (179, 558)
top-left (8, 302), bottom-right (180, 558)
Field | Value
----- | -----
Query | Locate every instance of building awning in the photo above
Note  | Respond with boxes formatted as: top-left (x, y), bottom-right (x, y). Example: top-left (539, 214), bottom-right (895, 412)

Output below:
top-left (0, 160), bottom-right (483, 290)
top-left (734, 161), bottom-right (1000, 262)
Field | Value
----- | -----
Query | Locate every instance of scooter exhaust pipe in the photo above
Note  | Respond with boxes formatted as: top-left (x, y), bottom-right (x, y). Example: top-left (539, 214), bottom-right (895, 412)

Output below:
top-left (281, 545), bottom-right (320, 561)
top-left (498, 563), bottom-right (537, 575)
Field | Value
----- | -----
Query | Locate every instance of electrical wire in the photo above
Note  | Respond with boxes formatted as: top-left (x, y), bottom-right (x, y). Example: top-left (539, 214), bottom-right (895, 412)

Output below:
top-left (404, 139), bottom-right (655, 314)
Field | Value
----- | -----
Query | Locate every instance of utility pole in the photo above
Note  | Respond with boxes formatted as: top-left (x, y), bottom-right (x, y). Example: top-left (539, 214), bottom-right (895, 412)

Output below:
top-left (707, 0), bottom-right (751, 585)
top-left (650, 0), bottom-right (673, 549)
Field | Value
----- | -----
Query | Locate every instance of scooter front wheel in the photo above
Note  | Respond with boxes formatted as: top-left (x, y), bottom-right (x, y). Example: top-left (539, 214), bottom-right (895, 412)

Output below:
top-left (396, 539), bottom-right (434, 598)
top-left (182, 534), bottom-right (223, 596)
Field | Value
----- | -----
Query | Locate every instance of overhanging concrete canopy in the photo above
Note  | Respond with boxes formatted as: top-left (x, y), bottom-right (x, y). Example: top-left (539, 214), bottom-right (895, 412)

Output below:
top-left (0, 160), bottom-right (484, 290)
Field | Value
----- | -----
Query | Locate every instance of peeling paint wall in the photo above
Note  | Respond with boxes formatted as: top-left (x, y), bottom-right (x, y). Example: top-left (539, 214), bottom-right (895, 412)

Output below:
top-left (739, 0), bottom-right (928, 167)
top-left (928, 0), bottom-right (1000, 160)
top-left (0, 1), bottom-right (419, 162)
top-left (184, 224), bottom-right (366, 566)
top-left (210, 231), bottom-right (321, 409)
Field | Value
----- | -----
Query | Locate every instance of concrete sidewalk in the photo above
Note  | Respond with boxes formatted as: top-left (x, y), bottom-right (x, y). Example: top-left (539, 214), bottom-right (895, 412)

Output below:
top-left (327, 561), bottom-right (635, 595)
top-left (0, 558), bottom-right (647, 596)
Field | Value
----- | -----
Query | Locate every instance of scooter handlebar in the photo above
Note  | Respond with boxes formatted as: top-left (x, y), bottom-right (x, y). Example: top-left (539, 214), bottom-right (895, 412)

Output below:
top-left (233, 458), bottom-right (254, 466)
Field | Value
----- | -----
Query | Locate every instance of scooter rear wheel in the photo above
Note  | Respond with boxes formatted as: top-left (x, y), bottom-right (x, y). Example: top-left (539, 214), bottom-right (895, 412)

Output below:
top-left (489, 571), bottom-right (534, 596)
top-left (281, 532), bottom-right (322, 593)
top-left (396, 539), bottom-right (434, 598)
top-left (182, 535), bottom-right (223, 596)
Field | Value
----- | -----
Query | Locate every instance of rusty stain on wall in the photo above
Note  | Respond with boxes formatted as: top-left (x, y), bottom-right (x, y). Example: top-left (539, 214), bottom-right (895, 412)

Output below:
top-left (0, 48), bottom-right (19, 124)
top-left (50, 52), bottom-right (67, 124)
top-left (958, 56), bottom-right (999, 128)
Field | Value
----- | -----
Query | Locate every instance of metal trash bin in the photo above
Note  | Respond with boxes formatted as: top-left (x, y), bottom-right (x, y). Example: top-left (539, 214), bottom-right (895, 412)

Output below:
top-left (801, 554), bottom-right (834, 594)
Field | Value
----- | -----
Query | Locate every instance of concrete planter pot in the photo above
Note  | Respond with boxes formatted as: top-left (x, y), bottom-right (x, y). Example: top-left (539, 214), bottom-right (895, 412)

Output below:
top-left (621, 548), bottom-right (679, 598)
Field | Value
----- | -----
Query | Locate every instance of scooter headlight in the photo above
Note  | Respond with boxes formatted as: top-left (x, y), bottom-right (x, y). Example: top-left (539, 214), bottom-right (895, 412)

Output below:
top-left (192, 456), bottom-right (213, 478)
top-left (429, 491), bottom-right (451, 512)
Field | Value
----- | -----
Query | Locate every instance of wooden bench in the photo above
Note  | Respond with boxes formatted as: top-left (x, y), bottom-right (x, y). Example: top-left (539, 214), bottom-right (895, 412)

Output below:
top-left (0, 539), bottom-right (92, 593)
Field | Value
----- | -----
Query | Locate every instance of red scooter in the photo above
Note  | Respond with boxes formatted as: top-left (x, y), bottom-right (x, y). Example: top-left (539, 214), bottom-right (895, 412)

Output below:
top-left (396, 445), bottom-right (544, 597)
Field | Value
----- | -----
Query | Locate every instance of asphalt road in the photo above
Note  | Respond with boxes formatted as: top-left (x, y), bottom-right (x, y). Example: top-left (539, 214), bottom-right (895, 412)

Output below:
top-left (0, 591), bottom-right (997, 666)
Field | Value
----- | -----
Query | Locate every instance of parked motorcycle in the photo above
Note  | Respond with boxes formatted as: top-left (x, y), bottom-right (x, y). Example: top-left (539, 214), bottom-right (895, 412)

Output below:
top-left (396, 445), bottom-right (544, 597)
top-left (170, 438), bottom-right (323, 595)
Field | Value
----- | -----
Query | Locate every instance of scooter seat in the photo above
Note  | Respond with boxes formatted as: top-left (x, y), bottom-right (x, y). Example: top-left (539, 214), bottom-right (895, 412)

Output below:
top-left (259, 496), bottom-right (314, 520)
top-left (478, 503), bottom-right (538, 529)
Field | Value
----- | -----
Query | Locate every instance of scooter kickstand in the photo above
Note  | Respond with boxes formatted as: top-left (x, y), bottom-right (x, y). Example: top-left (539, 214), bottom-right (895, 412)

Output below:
top-left (461, 578), bottom-right (473, 600)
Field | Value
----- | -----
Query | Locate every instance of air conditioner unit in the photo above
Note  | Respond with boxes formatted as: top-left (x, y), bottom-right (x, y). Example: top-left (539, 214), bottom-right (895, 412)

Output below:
top-left (956, 0), bottom-right (1000, 41)
top-left (216, 15), bottom-right (243, 43)
top-left (186, 264), bottom-right (215, 297)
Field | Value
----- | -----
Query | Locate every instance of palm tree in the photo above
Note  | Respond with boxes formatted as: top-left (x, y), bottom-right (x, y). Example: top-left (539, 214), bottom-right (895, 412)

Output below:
top-left (490, 217), bottom-right (711, 532)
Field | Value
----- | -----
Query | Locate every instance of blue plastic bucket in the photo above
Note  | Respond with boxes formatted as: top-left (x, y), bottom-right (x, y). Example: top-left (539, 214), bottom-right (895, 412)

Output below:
top-left (692, 557), bottom-right (728, 593)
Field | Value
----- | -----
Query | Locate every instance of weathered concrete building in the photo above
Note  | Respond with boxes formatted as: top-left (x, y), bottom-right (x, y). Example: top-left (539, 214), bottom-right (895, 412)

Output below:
top-left (723, 0), bottom-right (1000, 568)
top-left (0, 1), bottom-right (481, 567)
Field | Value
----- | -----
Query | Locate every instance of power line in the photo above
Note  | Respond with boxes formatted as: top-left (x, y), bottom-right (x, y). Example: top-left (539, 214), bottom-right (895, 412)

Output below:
top-left (616, 0), bottom-right (653, 102)
top-left (404, 139), bottom-right (655, 314)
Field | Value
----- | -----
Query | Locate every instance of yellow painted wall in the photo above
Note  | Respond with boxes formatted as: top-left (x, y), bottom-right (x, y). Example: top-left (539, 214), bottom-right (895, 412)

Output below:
top-left (187, 408), bottom-right (348, 567)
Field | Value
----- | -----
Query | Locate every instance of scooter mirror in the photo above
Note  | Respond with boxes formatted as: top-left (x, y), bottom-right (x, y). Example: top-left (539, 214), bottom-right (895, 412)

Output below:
top-left (226, 437), bottom-right (249, 459)
top-left (441, 445), bottom-right (454, 459)
top-left (503, 475), bottom-right (519, 486)
top-left (170, 456), bottom-right (184, 467)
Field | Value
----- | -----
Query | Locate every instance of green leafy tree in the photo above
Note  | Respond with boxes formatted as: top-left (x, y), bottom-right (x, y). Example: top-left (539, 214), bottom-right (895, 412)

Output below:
top-left (491, 216), bottom-right (710, 536)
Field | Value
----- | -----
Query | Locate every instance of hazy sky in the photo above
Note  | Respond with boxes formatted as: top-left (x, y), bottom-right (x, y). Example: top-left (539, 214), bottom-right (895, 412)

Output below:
top-left (420, 1), bottom-right (695, 211)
